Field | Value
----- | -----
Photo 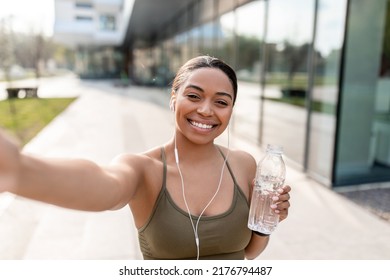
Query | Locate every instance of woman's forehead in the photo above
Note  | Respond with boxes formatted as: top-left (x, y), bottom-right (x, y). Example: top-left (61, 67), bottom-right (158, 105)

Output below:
top-left (182, 68), bottom-right (234, 93)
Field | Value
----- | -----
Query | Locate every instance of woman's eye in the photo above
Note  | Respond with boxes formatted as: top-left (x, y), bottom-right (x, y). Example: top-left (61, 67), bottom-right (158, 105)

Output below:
top-left (216, 100), bottom-right (229, 106)
top-left (187, 94), bottom-right (200, 100)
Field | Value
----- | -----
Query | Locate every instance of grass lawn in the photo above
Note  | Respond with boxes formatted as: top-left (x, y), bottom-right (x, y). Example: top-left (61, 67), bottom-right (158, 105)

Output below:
top-left (0, 97), bottom-right (77, 146)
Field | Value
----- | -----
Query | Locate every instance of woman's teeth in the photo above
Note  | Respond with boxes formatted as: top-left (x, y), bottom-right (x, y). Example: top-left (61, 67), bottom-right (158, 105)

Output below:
top-left (190, 120), bottom-right (213, 129)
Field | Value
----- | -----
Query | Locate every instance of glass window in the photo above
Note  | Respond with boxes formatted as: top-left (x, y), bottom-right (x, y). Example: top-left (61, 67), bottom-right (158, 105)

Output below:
top-left (262, 0), bottom-right (314, 166)
top-left (218, 0), bottom-right (236, 17)
top-left (217, 4), bottom-right (236, 66)
top-left (200, 21), bottom-right (216, 55)
top-left (99, 15), bottom-right (116, 31)
top-left (335, 0), bottom-right (390, 185)
top-left (159, 38), bottom-right (177, 84)
top-left (75, 15), bottom-right (93, 21)
top-left (188, 26), bottom-right (202, 57)
top-left (171, 33), bottom-right (184, 75)
top-left (75, 2), bottom-right (93, 9)
top-left (236, 0), bottom-right (264, 83)
top-left (199, 0), bottom-right (216, 23)
top-left (133, 48), bottom-right (155, 84)
top-left (367, 0), bottom-right (390, 183)
top-left (232, 0), bottom-right (265, 144)
top-left (380, 1), bottom-right (390, 77)
top-left (76, 46), bottom-right (122, 79)
top-left (307, 0), bottom-right (347, 184)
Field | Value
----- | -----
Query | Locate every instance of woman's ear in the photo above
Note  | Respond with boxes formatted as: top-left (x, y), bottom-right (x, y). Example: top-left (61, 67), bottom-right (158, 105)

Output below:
top-left (170, 92), bottom-right (176, 112)
top-left (170, 101), bottom-right (175, 112)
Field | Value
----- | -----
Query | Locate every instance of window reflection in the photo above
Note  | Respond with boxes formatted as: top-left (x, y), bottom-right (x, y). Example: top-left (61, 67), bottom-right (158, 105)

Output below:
top-left (232, 0), bottom-right (264, 144)
top-left (308, 0), bottom-right (347, 183)
top-left (200, 21), bottom-right (217, 56)
top-left (99, 15), bottom-right (116, 31)
top-left (263, 0), bottom-right (314, 166)
top-left (127, 0), bottom-right (390, 187)
top-left (217, 2), bottom-right (236, 67)
top-left (371, 0), bottom-right (390, 182)
top-left (235, 0), bottom-right (264, 83)
top-left (380, 1), bottom-right (390, 77)
top-left (336, 0), bottom-right (390, 185)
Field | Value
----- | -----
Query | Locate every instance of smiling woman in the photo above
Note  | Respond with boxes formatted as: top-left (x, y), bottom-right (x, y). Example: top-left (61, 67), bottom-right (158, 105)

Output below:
top-left (0, 55), bottom-right (291, 260)
top-left (172, 69), bottom-right (232, 143)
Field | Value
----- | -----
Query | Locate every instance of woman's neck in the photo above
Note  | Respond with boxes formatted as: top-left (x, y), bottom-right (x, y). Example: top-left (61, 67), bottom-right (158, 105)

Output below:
top-left (167, 136), bottom-right (219, 164)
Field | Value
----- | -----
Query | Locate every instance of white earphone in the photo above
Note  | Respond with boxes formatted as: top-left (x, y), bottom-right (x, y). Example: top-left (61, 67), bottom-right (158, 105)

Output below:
top-left (173, 122), bottom-right (230, 260)
top-left (170, 99), bottom-right (175, 112)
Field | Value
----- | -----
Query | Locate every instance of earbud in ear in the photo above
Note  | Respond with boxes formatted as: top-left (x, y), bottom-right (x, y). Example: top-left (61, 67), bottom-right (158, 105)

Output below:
top-left (170, 101), bottom-right (176, 112)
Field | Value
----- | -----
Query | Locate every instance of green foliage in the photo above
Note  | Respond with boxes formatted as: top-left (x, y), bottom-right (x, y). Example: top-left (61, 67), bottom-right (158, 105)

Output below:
top-left (236, 35), bottom-right (262, 70)
top-left (0, 97), bottom-right (76, 145)
top-left (266, 97), bottom-right (336, 115)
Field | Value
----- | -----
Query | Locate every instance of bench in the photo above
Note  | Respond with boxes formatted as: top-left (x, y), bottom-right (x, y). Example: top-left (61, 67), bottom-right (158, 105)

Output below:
top-left (6, 87), bottom-right (38, 99)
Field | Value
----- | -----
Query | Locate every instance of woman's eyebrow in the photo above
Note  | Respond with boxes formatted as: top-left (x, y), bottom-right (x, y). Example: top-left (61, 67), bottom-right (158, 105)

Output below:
top-left (185, 84), bottom-right (233, 100)
top-left (185, 84), bottom-right (204, 92)
top-left (216, 92), bottom-right (233, 100)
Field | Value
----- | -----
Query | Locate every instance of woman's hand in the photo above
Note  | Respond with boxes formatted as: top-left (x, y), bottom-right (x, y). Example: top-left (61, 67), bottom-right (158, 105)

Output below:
top-left (271, 185), bottom-right (291, 222)
top-left (0, 128), bottom-right (21, 193)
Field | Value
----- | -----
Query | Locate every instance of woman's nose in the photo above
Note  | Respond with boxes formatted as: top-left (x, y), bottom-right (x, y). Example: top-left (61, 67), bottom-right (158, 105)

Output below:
top-left (197, 102), bottom-right (213, 116)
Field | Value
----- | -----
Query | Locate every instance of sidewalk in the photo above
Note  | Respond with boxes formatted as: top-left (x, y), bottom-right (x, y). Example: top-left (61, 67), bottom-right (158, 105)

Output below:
top-left (1, 77), bottom-right (390, 260)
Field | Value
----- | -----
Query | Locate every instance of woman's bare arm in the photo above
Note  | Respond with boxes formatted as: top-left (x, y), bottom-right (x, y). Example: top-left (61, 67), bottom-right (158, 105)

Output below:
top-left (0, 129), bottom-right (144, 211)
top-left (245, 234), bottom-right (270, 259)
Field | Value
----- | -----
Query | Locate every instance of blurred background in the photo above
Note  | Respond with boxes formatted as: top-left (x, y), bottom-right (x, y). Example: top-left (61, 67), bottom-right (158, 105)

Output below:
top-left (0, 0), bottom-right (389, 247)
top-left (2, 0), bottom-right (390, 189)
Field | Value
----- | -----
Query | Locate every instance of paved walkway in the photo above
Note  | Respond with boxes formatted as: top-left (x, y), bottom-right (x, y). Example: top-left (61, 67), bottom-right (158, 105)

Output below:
top-left (1, 76), bottom-right (390, 260)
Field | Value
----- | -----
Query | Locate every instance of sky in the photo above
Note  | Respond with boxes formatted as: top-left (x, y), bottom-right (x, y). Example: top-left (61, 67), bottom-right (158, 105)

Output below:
top-left (0, 0), bottom-right (54, 36)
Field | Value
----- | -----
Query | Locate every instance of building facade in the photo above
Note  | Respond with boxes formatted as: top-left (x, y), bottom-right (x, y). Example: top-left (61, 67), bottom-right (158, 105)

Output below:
top-left (55, 0), bottom-right (390, 188)
top-left (54, 0), bottom-right (133, 78)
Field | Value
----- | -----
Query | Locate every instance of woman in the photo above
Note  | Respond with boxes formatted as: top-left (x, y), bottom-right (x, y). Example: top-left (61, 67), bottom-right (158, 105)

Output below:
top-left (0, 56), bottom-right (291, 260)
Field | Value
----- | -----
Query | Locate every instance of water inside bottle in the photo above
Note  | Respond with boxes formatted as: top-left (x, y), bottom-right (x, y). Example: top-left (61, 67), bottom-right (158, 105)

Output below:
top-left (248, 183), bottom-right (281, 234)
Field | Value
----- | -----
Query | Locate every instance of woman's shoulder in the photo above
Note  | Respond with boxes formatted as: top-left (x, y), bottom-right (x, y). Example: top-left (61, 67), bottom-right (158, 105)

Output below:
top-left (217, 145), bottom-right (257, 175)
top-left (110, 147), bottom-right (164, 192)
top-left (218, 145), bottom-right (256, 164)
top-left (110, 146), bottom-right (163, 169)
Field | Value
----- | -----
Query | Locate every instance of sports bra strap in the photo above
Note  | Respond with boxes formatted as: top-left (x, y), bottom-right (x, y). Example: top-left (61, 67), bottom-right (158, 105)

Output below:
top-left (161, 146), bottom-right (240, 191)
top-left (216, 146), bottom-right (240, 189)
top-left (160, 147), bottom-right (167, 189)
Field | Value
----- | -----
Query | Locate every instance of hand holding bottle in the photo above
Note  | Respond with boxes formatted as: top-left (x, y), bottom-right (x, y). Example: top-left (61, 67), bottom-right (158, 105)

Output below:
top-left (270, 184), bottom-right (291, 222)
top-left (248, 144), bottom-right (290, 235)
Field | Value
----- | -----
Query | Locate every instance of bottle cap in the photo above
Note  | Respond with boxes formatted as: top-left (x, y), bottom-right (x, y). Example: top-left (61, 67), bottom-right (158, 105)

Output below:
top-left (266, 144), bottom-right (283, 154)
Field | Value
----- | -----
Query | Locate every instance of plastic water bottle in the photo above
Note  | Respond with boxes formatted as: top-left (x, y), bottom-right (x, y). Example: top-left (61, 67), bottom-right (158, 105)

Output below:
top-left (248, 144), bottom-right (286, 235)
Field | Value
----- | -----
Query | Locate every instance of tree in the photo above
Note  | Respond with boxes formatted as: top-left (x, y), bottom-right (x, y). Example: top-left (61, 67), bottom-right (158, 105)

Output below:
top-left (236, 35), bottom-right (262, 72)
top-left (0, 17), bottom-right (15, 82)
top-left (281, 41), bottom-right (310, 89)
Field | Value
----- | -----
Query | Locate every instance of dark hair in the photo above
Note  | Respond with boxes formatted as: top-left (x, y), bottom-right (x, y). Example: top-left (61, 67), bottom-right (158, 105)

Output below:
top-left (171, 56), bottom-right (238, 105)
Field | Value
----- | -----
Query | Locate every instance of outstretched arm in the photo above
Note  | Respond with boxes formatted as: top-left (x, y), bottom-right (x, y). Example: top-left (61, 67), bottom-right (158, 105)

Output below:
top-left (0, 128), bottom-right (142, 211)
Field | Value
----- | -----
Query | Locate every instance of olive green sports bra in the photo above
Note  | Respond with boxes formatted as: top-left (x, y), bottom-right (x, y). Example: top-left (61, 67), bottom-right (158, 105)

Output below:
top-left (138, 147), bottom-right (252, 260)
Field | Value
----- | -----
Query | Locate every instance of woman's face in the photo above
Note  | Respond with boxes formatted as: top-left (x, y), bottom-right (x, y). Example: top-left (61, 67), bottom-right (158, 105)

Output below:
top-left (172, 67), bottom-right (234, 145)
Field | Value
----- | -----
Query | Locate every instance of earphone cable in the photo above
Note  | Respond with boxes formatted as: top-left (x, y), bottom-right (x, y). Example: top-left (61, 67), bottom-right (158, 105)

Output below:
top-left (174, 125), bottom-right (230, 260)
